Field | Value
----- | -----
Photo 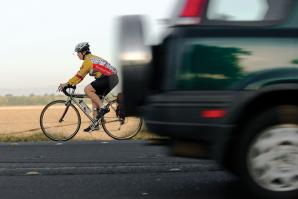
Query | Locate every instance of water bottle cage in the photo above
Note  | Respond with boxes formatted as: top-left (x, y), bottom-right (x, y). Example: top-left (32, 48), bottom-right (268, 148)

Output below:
top-left (79, 100), bottom-right (91, 114)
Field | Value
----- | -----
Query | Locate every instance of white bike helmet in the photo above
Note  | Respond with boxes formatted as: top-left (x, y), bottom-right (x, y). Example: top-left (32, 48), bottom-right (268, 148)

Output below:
top-left (74, 42), bottom-right (90, 53)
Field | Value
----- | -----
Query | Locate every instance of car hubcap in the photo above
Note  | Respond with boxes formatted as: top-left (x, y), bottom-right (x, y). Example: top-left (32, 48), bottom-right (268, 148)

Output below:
top-left (248, 124), bottom-right (298, 192)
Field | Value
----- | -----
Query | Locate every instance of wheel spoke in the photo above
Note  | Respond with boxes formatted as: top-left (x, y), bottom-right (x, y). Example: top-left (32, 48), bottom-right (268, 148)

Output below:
top-left (101, 101), bottom-right (142, 140)
top-left (40, 100), bottom-right (81, 141)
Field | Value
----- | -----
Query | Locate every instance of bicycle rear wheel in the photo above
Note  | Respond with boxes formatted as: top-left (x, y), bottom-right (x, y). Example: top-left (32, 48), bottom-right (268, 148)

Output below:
top-left (102, 100), bottom-right (143, 140)
top-left (40, 100), bottom-right (81, 141)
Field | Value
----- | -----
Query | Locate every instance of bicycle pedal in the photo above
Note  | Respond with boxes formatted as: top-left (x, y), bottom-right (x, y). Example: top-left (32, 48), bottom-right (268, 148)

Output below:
top-left (84, 123), bottom-right (100, 132)
top-left (91, 124), bottom-right (100, 130)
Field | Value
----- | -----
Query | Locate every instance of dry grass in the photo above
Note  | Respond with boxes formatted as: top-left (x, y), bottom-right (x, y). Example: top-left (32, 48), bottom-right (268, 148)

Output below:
top-left (0, 105), bottom-right (159, 142)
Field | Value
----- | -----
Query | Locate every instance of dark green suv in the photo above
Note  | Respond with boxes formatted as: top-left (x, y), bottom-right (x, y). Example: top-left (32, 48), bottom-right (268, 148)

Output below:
top-left (117, 0), bottom-right (298, 198)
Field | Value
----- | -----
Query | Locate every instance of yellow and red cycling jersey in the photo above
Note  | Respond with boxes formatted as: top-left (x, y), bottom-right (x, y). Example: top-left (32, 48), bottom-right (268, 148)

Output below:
top-left (68, 54), bottom-right (117, 86)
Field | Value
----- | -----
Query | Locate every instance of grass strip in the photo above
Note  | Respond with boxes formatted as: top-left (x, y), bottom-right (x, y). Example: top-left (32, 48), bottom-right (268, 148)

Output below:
top-left (0, 132), bottom-right (49, 142)
top-left (0, 131), bottom-right (163, 142)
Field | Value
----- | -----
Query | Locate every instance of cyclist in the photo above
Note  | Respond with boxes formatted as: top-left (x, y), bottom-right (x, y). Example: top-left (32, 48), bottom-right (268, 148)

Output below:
top-left (58, 42), bottom-right (119, 132)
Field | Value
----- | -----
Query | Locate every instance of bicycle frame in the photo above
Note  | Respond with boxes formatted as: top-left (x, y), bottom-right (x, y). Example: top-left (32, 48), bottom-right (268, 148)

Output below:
top-left (61, 93), bottom-right (116, 126)
top-left (69, 97), bottom-right (95, 122)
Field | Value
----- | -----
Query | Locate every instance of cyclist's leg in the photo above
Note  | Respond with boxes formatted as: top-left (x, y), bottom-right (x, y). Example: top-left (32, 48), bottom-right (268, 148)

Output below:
top-left (83, 86), bottom-right (101, 132)
top-left (88, 76), bottom-right (114, 120)
top-left (91, 101), bottom-right (98, 118)
top-left (84, 84), bottom-right (102, 108)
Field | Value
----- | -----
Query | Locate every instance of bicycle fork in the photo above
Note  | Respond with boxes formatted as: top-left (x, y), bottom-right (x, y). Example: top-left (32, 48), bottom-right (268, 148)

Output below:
top-left (59, 101), bottom-right (71, 123)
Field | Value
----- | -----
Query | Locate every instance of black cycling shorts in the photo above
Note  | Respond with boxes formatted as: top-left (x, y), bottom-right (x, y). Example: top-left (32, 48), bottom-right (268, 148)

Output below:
top-left (90, 74), bottom-right (119, 96)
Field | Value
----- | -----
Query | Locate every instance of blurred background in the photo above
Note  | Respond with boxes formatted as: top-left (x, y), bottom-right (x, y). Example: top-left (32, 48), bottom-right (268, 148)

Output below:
top-left (0, 0), bottom-right (173, 96)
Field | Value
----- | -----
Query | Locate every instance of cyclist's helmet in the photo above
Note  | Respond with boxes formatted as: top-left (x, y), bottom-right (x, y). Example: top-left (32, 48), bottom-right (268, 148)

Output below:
top-left (75, 42), bottom-right (90, 53)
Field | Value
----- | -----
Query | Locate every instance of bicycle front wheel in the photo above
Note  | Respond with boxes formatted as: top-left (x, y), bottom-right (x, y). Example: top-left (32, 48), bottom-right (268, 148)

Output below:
top-left (102, 100), bottom-right (143, 140)
top-left (40, 100), bottom-right (81, 141)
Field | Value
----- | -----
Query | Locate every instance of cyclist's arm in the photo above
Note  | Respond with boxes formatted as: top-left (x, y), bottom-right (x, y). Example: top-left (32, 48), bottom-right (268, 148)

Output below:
top-left (68, 60), bottom-right (92, 86)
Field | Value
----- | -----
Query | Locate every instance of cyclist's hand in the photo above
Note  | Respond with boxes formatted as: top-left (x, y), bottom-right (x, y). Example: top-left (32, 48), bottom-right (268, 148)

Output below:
top-left (58, 83), bottom-right (69, 92)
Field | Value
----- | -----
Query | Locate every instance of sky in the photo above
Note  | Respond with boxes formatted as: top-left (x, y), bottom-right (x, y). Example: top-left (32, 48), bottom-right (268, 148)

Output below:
top-left (0, 0), bottom-right (174, 95)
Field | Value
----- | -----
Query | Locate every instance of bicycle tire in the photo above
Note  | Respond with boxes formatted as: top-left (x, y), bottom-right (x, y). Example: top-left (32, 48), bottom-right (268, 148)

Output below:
top-left (40, 100), bottom-right (81, 141)
top-left (101, 100), bottom-right (143, 140)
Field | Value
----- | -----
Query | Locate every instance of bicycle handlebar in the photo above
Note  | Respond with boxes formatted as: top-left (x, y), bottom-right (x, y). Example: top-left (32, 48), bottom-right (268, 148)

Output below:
top-left (61, 85), bottom-right (87, 98)
top-left (62, 85), bottom-right (76, 97)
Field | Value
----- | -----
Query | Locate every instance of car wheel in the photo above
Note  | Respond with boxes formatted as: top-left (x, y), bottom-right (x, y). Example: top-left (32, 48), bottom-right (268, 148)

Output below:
top-left (237, 105), bottom-right (298, 199)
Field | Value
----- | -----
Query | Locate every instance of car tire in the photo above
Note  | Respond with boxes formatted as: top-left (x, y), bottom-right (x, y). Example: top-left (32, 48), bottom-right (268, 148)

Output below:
top-left (236, 105), bottom-right (298, 199)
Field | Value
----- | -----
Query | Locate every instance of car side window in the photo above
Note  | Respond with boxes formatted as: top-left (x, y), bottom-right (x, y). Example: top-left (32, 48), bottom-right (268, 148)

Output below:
top-left (176, 38), bottom-right (298, 90)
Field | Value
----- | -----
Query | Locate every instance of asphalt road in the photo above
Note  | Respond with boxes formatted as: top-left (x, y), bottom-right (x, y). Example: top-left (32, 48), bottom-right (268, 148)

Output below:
top-left (0, 141), bottom-right (250, 199)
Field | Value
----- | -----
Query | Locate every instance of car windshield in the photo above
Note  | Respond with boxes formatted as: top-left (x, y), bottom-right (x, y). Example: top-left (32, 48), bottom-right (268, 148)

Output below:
top-left (207, 0), bottom-right (291, 22)
top-left (170, 0), bottom-right (294, 26)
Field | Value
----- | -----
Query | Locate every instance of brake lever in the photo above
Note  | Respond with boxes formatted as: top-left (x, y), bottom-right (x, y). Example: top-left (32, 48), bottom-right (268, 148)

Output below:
top-left (62, 85), bottom-right (76, 96)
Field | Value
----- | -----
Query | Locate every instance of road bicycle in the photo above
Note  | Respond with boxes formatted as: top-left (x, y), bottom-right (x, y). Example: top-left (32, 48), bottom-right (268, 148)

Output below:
top-left (40, 86), bottom-right (143, 141)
